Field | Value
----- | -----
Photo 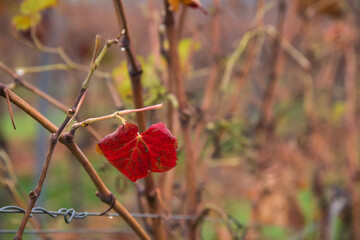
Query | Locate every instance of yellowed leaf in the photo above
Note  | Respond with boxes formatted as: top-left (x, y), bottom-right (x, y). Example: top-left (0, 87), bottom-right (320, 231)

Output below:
top-left (168, 0), bottom-right (204, 12)
top-left (12, 0), bottom-right (57, 31)
top-left (12, 13), bottom-right (40, 31)
top-left (20, 0), bottom-right (57, 15)
top-left (168, 0), bottom-right (180, 11)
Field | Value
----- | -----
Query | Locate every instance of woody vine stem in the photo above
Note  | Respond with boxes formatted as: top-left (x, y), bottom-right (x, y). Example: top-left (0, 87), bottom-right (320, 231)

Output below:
top-left (1, 34), bottom-right (151, 240)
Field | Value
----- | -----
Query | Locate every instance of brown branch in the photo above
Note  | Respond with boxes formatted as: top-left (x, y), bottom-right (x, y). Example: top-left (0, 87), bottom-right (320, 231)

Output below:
top-left (177, 4), bottom-right (188, 39)
top-left (105, 77), bottom-right (124, 110)
top-left (13, 86), bottom-right (87, 240)
top-left (13, 134), bottom-right (56, 240)
top-left (163, 1), bottom-right (197, 239)
top-left (0, 83), bottom-right (150, 240)
top-left (112, 1), bottom-right (166, 239)
top-left (158, 2), bottom-right (179, 214)
top-left (0, 62), bottom-right (70, 112)
top-left (147, 0), bottom-right (163, 72)
top-left (193, 0), bottom-right (221, 162)
top-left (60, 137), bottom-right (150, 240)
top-left (258, 0), bottom-right (299, 136)
top-left (3, 88), bottom-right (16, 129)
top-left (10, 35), bottom-right (120, 240)
top-left (14, 29), bottom-right (123, 112)
top-left (0, 62), bottom-right (102, 141)
top-left (343, 15), bottom-right (360, 239)
top-left (0, 150), bottom-right (50, 240)
top-left (258, 0), bottom-right (287, 131)
top-left (227, 3), bottom-right (265, 116)
top-left (12, 26), bottom-right (110, 79)
top-left (0, 83), bottom-right (58, 133)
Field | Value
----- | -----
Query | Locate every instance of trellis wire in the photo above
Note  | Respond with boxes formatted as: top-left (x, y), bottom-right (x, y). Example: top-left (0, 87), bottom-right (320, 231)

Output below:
top-left (0, 206), bottom-right (220, 224)
top-left (0, 206), bottom-right (318, 238)
top-left (0, 228), bottom-right (132, 235)
top-left (0, 205), bottom-right (249, 238)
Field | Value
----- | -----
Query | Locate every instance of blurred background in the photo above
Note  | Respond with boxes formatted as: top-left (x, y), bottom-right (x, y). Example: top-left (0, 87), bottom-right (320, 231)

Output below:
top-left (1, 0), bottom-right (360, 239)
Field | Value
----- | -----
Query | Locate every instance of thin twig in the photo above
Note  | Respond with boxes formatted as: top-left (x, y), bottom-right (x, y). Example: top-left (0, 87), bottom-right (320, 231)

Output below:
top-left (11, 35), bottom-right (119, 240)
top-left (3, 88), bottom-right (16, 130)
top-left (0, 62), bottom-right (101, 141)
top-left (0, 150), bottom-right (50, 240)
top-left (177, 5), bottom-right (188, 39)
top-left (193, 0), bottom-right (221, 163)
top-left (0, 83), bottom-right (58, 133)
top-left (20, 26), bottom-right (111, 79)
top-left (0, 84), bottom-right (150, 240)
top-left (163, 1), bottom-right (197, 239)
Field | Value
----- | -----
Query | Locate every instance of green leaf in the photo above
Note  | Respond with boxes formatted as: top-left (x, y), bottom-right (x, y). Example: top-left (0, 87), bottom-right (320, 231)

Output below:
top-left (331, 101), bottom-right (345, 124)
top-left (166, 93), bottom-right (179, 109)
top-left (178, 38), bottom-right (201, 71)
top-left (112, 62), bottom-right (133, 105)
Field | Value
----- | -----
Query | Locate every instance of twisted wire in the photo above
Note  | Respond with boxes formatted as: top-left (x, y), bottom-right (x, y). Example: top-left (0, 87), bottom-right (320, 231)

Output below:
top-left (0, 205), bottom-right (217, 224)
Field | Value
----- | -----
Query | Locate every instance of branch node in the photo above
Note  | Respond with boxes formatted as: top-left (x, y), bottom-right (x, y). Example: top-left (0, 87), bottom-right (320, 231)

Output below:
top-left (14, 77), bottom-right (21, 85)
top-left (99, 193), bottom-right (116, 216)
top-left (67, 108), bottom-right (75, 117)
top-left (119, 35), bottom-right (130, 50)
top-left (29, 190), bottom-right (39, 200)
top-left (128, 64), bottom-right (143, 77)
top-left (163, 13), bottom-right (175, 26)
top-left (50, 133), bottom-right (58, 145)
top-left (180, 109), bottom-right (191, 125)
top-left (106, 39), bottom-right (116, 47)
top-left (61, 132), bottom-right (75, 144)
top-left (96, 191), bottom-right (115, 205)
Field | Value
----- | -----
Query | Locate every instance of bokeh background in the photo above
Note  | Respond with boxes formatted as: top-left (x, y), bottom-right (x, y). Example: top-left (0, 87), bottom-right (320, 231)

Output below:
top-left (1, 0), bottom-right (360, 239)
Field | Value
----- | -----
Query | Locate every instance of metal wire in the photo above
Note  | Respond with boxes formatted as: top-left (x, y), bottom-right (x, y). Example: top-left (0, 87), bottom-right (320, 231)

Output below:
top-left (0, 228), bottom-right (132, 235)
top-left (0, 205), bottom-right (250, 238)
top-left (0, 205), bottom-right (221, 224)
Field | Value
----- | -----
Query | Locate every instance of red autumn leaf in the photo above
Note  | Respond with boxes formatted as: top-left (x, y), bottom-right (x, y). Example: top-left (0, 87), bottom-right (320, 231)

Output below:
top-left (96, 122), bottom-right (178, 182)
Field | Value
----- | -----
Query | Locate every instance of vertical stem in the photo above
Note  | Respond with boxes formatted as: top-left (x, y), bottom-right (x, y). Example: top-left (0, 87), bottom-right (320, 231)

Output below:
top-left (163, 1), bottom-right (197, 239)
top-left (343, 17), bottom-right (360, 239)
top-left (4, 182), bottom-right (50, 240)
top-left (13, 87), bottom-right (87, 240)
top-left (14, 134), bottom-right (57, 240)
top-left (12, 34), bottom-right (118, 239)
top-left (147, 0), bottom-right (162, 69)
top-left (112, 1), bottom-right (166, 239)
top-left (158, 3), bottom-right (179, 212)
top-left (259, 0), bottom-right (287, 131)
top-left (193, 0), bottom-right (221, 162)
top-left (0, 84), bottom-right (150, 240)
top-left (105, 77), bottom-right (124, 110)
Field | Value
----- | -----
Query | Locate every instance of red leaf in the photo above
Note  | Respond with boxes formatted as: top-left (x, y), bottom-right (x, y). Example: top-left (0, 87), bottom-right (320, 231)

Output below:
top-left (97, 122), bottom-right (178, 182)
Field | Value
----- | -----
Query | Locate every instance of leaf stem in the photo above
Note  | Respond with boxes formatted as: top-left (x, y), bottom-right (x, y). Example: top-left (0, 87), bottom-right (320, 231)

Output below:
top-left (70, 104), bottom-right (163, 135)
